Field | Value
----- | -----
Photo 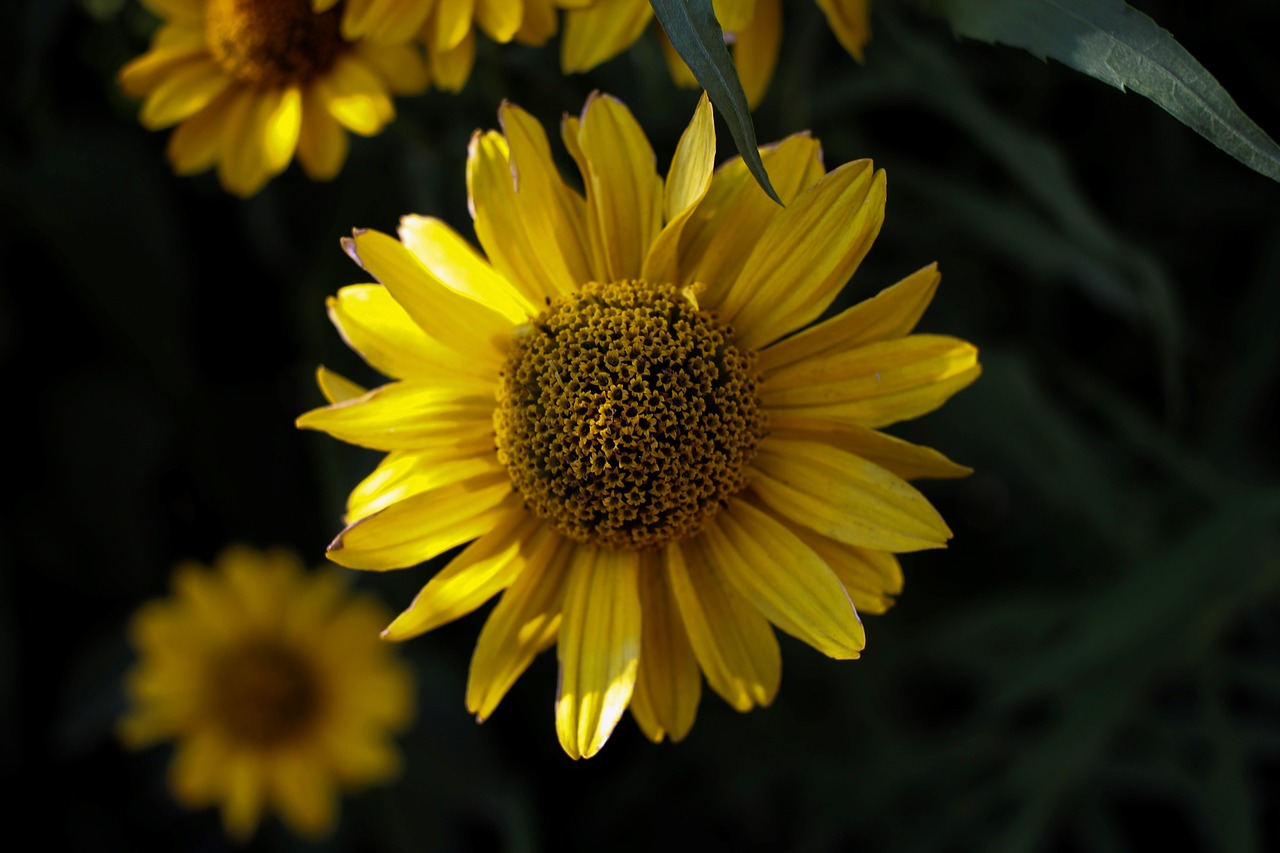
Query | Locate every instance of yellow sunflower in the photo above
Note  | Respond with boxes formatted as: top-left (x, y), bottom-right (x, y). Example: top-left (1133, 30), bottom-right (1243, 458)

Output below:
top-left (310, 0), bottom-right (591, 92)
top-left (564, 0), bottom-right (870, 108)
top-left (298, 92), bottom-right (979, 759)
top-left (118, 545), bottom-right (415, 839)
top-left (118, 0), bottom-right (429, 197)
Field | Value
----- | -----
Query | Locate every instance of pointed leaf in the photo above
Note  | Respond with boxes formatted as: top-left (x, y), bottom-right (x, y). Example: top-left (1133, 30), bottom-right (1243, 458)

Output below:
top-left (651, 0), bottom-right (781, 204)
top-left (926, 0), bottom-right (1280, 183)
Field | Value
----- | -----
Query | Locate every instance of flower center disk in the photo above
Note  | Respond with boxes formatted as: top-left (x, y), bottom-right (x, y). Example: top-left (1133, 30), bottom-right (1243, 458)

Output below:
top-left (204, 0), bottom-right (345, 87)
top-left (209, 639), bottom-right (322, 746)
top-left (495, 280), bottom-right (766, 550)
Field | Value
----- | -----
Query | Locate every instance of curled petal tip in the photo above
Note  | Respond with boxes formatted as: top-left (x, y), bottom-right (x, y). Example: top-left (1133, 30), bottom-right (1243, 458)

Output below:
top-left (340, 234), bottom-right (362, 267)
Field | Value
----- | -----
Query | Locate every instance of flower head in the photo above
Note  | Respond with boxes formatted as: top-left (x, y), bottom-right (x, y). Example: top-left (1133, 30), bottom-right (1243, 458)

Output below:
top-left (118, 545), bottom-right (414, 839)
top-left (310, 0), bottom-right (578, 91)
top-left (298, 92), bottom-right (979, 759)
top-left (565, 0), bottom-right (871, 108)
top-left (119, 0), bottom-right (429, 196)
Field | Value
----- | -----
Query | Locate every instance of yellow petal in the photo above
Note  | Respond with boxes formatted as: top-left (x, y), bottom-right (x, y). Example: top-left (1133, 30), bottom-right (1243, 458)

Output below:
top-left (555, 545), bottom-right (641, 759)
top-left (217, 89), bottom-right (286, 198)
top-left (297, 85), bottom-right (350, 180)
top-left (139, 59), bottom-right (231, 130)
top-left (768, 415), bottom-right (972, 480)
top-left (270, 752), bottom-right (336, 840)
top-left (751, 437), bottom-right (952, 552)
top-left (346, 446), bottom-right (503, 522)
top-left (429, 27), bottom-right (476, 92)
top-left (712, 0), bottom-right (756, 33)
top-left (398, 214), bottom-right (535, 321)
top-left (295, 379), bottom-right (494, 452)
top-left (774, 516), bottom-right (903, 615)
top-left (466, 533), bottom-right (572, 719)
top-left (631, 552), bottom-right (701, 742)
top-left (665, 537), bottom-right (780, 711)
top-left (498, 101), bottom-right (592, 293)
top-left (761, 334), bottom-right (982, 428)
top-left (150, 21), bottom-right (205, 51)
top-left (324, 730), bottom-right (403, 786)
top-left (318, 55), bottom-right (394, 136)
top-left (577, 93), bottom-right (663, 282)
top-left (220, 752), bottom-right (267, 841)
top-left (345, 228), bottom-right (512, 366)
top-left (382, 508), bottom-right (544, 641)
top-left (663, 92), bottom-right (715, 222)
top-left (731, 0), bottom-right (781, 109)
top-left (720, 162), bottom-right (885, 351)
top-left (354, 41), bottom-right (430, 95)
top-left (326, 284), bottom-right (491, 383)
top-left (349, 0), bottom-right (435, 44)
top-left (467, 127), bottom-right (577, 306)
top-left (262, 86), bottom-right (303, 173)
top-left (476, 0), bottom-right (522, 42)
top-left (166, 88), bottom-right (235, 175)
top-left (561, 0), bottom-right (652, 73)
top-left (679, 133), bottom-right (826, 307)
top-left (643, 92), bottom-right (715, 285)
top-left (515, 0), bottom-right (557, 44)
top-left (118, 47), bottom-right (206, 99)
top-left (815, 0), bottom-right (871, 62)
top-left (431, 0), bottom-right (474, 51)
top-left (326, 474), bottom-right (514, 570)
top-left (705, 499), bottom-right (864, 659)
top-left (759, 263), bottom-right (941, 372)
top-left (168, 730), bottom-right (225, 806)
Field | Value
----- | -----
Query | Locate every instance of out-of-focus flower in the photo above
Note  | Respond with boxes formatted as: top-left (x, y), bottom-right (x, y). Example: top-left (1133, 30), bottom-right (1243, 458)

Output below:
top-left (564, 0), bottom-right (871, 108)
top-left (118, 0), bottom-right (428, 197)
top-left (119, 545), bottom-right (414, 839)
top-left (298, 92), bottom-right (978, 759)
top-left (311, 0), bottom-right (589, 91)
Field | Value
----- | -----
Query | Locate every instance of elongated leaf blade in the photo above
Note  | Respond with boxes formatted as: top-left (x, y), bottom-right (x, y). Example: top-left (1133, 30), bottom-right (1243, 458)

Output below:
top-left (651, 0), bottom-right (781, 204)
top-left (927, 0), bottom-right (1280, 182)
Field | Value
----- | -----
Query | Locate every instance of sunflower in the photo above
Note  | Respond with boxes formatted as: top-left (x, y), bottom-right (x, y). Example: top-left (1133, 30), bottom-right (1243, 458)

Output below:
top-left (310, 0), bottom-right (587, 92)
top-left (564, 0), bottom-right (870, 108)
top-left (298, 92), bottom-right (979, 759)
top-left (118, 0), bottom-right (429, 197)
top-left (118, 545), bottom-right (415, 839)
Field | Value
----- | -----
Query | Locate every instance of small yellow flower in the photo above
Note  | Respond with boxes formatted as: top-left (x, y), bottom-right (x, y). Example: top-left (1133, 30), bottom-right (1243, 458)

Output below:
top-left (310, 0), bottom-right (582, 92)
top-left (118, 545), bottom-right (414, 840)
top-left (118, 0), bottom-right (429, 197)
top-left (298, 92), bottom-right (979, 759)
top-left (565, 0), bottom-right (871, 108)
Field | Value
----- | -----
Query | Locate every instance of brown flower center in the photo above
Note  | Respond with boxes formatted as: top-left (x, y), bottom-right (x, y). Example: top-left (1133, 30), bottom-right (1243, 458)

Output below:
top-left (209, 639), bottom-right (322, 746)
top-left (204, 0), bottom-right (346, 87)
top-left (494, 280), bottom-right (766, 550)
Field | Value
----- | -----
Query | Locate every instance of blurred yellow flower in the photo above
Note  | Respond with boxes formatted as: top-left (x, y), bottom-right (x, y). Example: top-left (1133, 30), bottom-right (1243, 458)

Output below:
top-left (565, 0), bottom-right (871, 108)
top-left (298, 92), bottom-right (978, 759)
top-left (310, 0), bottom-right (588, 91)
top-left (118, 0), bottom-right (428, 197)
top-left (118, 545), bottom-right (414, 840)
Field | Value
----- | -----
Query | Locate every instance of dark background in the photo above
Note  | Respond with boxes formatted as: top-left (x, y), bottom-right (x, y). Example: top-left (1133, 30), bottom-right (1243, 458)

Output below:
top-left (4, 0), bottom-right (1279, 850)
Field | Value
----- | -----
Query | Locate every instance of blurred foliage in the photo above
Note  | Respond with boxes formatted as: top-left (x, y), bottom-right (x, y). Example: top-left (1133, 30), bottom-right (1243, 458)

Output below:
top-left (3, 0), bottom-right (1278, 851)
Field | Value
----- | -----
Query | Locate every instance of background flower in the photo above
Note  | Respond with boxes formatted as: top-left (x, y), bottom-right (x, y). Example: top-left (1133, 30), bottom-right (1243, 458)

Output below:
top-left (312, 0), bottom-right (585, 92)
top-left (118, 545), bottom-right (415, 840)
top-left (567, 0), bottom-right (870, 107)
top-left (118, 0), bottom-right (428, 196)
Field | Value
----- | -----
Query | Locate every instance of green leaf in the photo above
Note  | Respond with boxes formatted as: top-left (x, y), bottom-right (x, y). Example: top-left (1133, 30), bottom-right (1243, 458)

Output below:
top-left (650, 0), bottom-right (781, 204)
top-left (925, 0), bottom-right (1280, 183)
